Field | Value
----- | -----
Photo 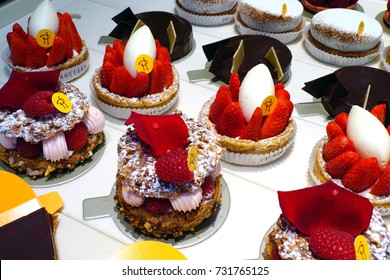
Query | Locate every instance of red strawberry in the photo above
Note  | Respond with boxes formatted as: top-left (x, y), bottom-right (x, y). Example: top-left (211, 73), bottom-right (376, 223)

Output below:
top-left (59, 12), bottom-right (82, 53)
top-left (275, 89), bottom-right (290, 100)
top-left (216, 102), bottom-right (246, 138)
top-left (240, 107), bottom-right (263, 141)
top-left (12, 23), bottom-right (28, 40)
top-left (100, 61), bottom-right (116, 89)
top-left (155, 149), bottom-right (194, 185)
top-left (156, 47), bottom-right (173, 88)
top-left (274, 82), bottom-right (284, 92)
top-left (46, 36), bottom-right (67, 67)
top-left (228, 73), bottom-right (240, 102)
top-left (110, 66), bottom-right (132, 96)
top-left (154, 39), bottom-right (161, 49)
top-left (260, 99), bottom-right (291, 139)
top-left (26, 36), bottom-right (47, 68)
top-left (387, 125), bottom-right (390, 135)
top-left (64, 122), bottom-right (88, 150)
top-left (103, 45), bottom-right (119, 66)
top-left (309, 228), bottom-right (356, 260)
top-left (144, 198), bottom-right (171, 214)
top-left (201, 176), bottom-right (215, 199)
top-left (209, 85), bottom-right (232, 124)
top-left (323, 135), bottom-right (355, 162)
top-left (23, 91), bottom-right (57, 117)
top-left (16, 138), bottom-right (43, 158)
top-left (370, 165), bottom-right (390, 196)
top-left (8, 32), bottom-right (27, 66)
top-left (326, 151), bottom-right (360, 179)
top-left (58, 15), bottom-right (73, 59)
top-left (342, 158), bottom-right (381, 192)
top-left (334, 112), bottom-right (348, 133)
top-left (127, 72), bottom-right (150, 98)
top-left (113, 39), bottom-right (125, 66)
top-left (370, 104), bottom-right (386, 124)
top-left (326, 121), bottom-right (345, 140)
top-left (149, 59), bottom-right (166, 94)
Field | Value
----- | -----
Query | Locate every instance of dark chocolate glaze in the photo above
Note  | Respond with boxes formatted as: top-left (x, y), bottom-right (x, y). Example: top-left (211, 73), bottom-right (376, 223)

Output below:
top-left (202, 35), bottom-right (292, 84)
top-left (0, 208), bottom-right (56, 260)
top-left (109, 8), bottom-right (193, 61)
top-left (302, 66), bottom-right (390, 126)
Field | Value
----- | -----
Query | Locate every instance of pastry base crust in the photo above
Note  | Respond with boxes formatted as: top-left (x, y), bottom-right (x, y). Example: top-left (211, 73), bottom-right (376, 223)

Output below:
top-left (115, 175), bottom-right (222, 238)
top-left (0, 132), bottom-right (104, 178)
top-left (307, 29), bottom-right (380, 58)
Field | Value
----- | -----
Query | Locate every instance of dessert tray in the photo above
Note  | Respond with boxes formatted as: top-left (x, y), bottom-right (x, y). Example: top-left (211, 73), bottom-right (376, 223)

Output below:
top-left (0, 135), bottom-right (106, 188)
top-left (82, 177), bottom-right (230, 248)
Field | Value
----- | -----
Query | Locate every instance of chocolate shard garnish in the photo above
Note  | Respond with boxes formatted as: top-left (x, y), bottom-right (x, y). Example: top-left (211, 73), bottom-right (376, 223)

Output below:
top-left (203, 35), bottom-right (292, 85)
top-left (108, 8), bottom-right (193, 61)
top-left (0, 208), bottom-right (57, 260)
top-left (302, 66), bottom-right (390, 126)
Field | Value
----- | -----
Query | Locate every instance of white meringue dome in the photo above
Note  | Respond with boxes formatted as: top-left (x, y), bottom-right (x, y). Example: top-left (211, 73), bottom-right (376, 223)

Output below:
top-left (28, 0), bottom-right (60, 38)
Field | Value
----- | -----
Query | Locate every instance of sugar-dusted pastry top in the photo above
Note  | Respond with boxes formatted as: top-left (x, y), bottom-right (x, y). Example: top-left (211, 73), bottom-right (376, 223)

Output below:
top-left (239, 0), bottom-right (303, 33)
top-left (310, 8), bottom-right (382, 52)
top-left (117, 114), bottom-right (224, 198)
top-left (177, 0), bottom-right (237, 14)
top-left (0, 84), bottom-right (88, 143)
top-left (273, 212), bottom-right (390, 260)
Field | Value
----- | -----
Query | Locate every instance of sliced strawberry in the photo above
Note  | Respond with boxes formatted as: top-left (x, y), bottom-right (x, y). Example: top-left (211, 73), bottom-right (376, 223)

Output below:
top-left (326, 121), bottom-right (345, 140)
top-left (100, 61), bottom-right (116, 89)
top-left (216, 102), bottom-right (246, 138)
top-left (275, 89), bottom-right (290, 100)
top-left (8, 32), bottom-right (27, 67)
top-left (58, 15), bottom-right (73, 59)
top-left (370, 103), bottom-right (386, 124)
top-left (149, 59), bottom-right (166, 94)
top-left (334, 112), bottom-right (348, 133)
top-left (342, 158), bottom-right (381, 193)
top-left (16, 138), bottom-right (43, 158)
top-left (323, 135), bottom-right (355, 162)
top-left (309, 228), bottom-right (356, 260)
top-left (240, 107), bottom-right (263, 141)
top-left (127, 72), bottom-right (150, 98)
top-left (274, 82), bottom-right (284, 92)
top-left (46, 36), bottom-right (67, 67)
top-left (201, 176), bottom-right (215, 199)
top-left (144, 198), bottom-right (172, 214)
top-left (156, 47), bottom-right (173, 88)
top-left (59, 12), bottom-right (82, 53)
top-left (12, 23), bottom-right (28, 40)
top-left (209, 85), bottom-right (232, 124)
top-left (26, 36), bottom-right (47, 68)
top-left (103, 45), bottom-right (119, 66)
top-left (260, 99), bottom-right (291, 139)
top-left (113, 39), bottom-right (125, 66)
top-left (154, 39), bottom-right (161, 49)
top-left (110, 66), bottom-right (132, 96)
top-left (155, 149), bottom-right (194, 184)
top-left (64, 122), bottom-right (88, 150)
top-left (326, 151), bottom-right (360, 179)
top-left (23, 90), bottom-right (57, 117)
top-left (228, 73), bottom-right (240, 102)
top-left (370, 165), bottom-right (390, 196)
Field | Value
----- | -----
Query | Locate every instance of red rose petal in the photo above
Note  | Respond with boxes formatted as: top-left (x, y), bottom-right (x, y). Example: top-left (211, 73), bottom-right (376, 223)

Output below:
top-left (278, 181), bottom-right (373, 236)
top-left (125, 112), bottom-right (189, 156)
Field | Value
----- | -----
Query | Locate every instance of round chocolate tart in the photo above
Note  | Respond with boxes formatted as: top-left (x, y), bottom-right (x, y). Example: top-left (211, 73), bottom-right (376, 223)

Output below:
top-left (202, 35), bottom-right (292, 85)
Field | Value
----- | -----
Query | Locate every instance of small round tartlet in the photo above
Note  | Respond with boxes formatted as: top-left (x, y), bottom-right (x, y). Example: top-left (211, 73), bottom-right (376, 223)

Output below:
top-left (175, 0), bottom-right (238, 26)
top-left (301, 0), bottom-right (358, 13)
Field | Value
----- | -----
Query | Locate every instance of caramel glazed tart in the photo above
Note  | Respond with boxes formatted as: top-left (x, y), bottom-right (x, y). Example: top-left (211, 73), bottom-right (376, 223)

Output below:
top-left (312, 137), bottom-right (390, 214)
top-left (199, 96), bottom-right (296, 163)
top-left (115, 114), bottom-right (224, 238)
top-left (0, 83), bottom-right (104, 178)
top-left (264, 213), bottom-right (390, 260)
top-left (7, 41), bottom-right (88, 72)
top-left (92, 65), bottom-right (179, 109)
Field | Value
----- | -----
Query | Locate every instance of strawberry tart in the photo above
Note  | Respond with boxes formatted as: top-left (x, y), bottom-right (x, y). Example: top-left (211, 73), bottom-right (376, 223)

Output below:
top-left (235, 0), bottom-right (304, 44)
top-left (301, 0), bottom-right (359, 13)
top-left (175, 0), bottom-right (238, 26)
top-left (3, 0), bottom-right (89, 83)
top-left (263, 181), bottom-right (390, 260)
top-left (199, 64), bottom-right (296, 165)
top-left (311, 105), bottom-right (390, 215)
top-left (115, 112), bottom-right (224, 238)
top-left (0, 70), bottom-right (105, 178)
top-left (304, 8), bottom-right (383, 66)
top-left (92, 26), bottom-right (179, 119)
